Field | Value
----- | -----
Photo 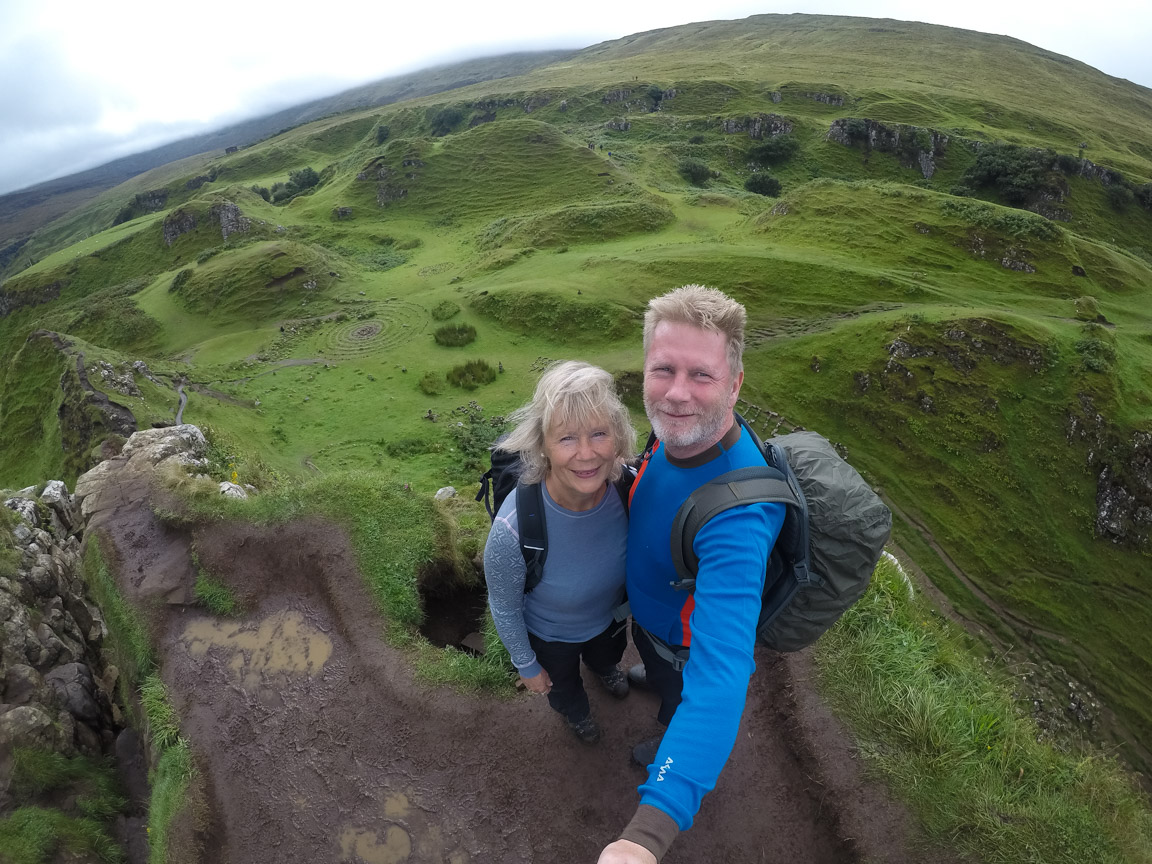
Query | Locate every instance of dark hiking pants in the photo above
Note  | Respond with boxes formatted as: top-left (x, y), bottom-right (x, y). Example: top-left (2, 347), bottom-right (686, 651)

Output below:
top-left (631, 621), bottom-right (688, 727)
top-left (528, 621), bottom-right (626, 723)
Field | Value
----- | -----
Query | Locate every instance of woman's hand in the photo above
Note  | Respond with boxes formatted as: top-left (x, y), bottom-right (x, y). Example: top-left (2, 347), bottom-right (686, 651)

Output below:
top-left (520, 670), bottom-right (553, 694)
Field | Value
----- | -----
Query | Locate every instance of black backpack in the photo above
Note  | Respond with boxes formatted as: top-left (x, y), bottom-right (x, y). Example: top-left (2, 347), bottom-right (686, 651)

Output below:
top-left (653, 413), bottom-right (891, 652)
top-left (477, 438), bottom-right (633, 593)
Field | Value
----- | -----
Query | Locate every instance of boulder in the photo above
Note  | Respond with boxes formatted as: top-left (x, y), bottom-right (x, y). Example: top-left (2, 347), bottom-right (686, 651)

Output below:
top-left (0, 704), bottom-right (74, 754)
top-left (44, 662), bottom-right (101, 725)
top-left (3, 664), bottom-right (45, 706)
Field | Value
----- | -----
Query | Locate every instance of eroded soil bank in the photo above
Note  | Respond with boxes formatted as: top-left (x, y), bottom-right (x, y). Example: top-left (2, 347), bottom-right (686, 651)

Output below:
top-left (99, 501), bottom-right (947, 864)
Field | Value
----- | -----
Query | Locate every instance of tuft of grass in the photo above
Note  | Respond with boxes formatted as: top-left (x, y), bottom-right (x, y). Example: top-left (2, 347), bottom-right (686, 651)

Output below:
top-left (140, 674), bottom-right (181, 750)
top-left (0, 807), bottom-right (123, 864)
top-left (10, 749), bottom-right (126, 821)
top-left (817, 557), bottom-right (1152, 863)
top-left (433, 323), bottom-right (477, 347)
top-left (430, 300), bottom-right (460, 320)
top-left (146, 739), bottom-right (194, 864)
top-left (446, 359), bottom-right (496, 390)
top-left (193, 569), bottom-right (240, 617)
top-left (82, 537), bottom-right (154, 692)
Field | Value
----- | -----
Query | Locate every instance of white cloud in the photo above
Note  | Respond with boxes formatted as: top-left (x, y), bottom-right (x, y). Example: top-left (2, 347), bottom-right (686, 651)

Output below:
top-left (0, 0), bottom-right (1149, 195)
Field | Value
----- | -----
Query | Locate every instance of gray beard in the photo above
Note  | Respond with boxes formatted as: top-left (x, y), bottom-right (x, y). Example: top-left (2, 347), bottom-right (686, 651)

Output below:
top-left (644, 397), bottom-right (732, 452)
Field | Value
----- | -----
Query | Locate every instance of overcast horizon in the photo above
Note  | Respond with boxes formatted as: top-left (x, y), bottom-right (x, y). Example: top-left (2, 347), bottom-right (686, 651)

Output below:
top-left (2, 0), bottom-right (1151, 198)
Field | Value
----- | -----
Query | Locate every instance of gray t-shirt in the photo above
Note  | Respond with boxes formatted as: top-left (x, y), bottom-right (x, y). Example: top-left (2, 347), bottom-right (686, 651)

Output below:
top-left (483, 482), bottom-right (627, 678)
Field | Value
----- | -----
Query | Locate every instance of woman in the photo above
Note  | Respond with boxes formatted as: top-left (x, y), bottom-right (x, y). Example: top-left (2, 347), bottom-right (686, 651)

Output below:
top-left (484, 361), bottom-right (637, 743)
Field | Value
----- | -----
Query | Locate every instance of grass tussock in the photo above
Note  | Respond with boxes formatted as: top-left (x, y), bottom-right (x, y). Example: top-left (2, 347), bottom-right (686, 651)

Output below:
top-left (816, 557), bottom-right (1152, 863)
top-left (147, 740), bottom-right (194, 864)
top-left (10, 748), bottom-right (126, 821)
top-left (193, 568), bottom-right (241, 617)
top-left (0, 807), bottom-right (123, 864)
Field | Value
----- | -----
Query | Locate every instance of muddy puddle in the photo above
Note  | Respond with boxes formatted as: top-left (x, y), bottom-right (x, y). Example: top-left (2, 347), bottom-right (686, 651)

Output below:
top-left (180, 609), bottom-right (332, 690)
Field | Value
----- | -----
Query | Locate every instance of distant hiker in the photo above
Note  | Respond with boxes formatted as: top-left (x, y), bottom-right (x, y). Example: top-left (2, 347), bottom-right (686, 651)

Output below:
top-left (597, 286), bottom-right (786, 864)
top-left (483, 361), bottom-right (636, 743)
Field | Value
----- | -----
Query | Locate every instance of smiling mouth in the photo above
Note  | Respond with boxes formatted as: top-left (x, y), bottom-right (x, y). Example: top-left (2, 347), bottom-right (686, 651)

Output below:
top-left (572, 468), bottom-right (600, 478)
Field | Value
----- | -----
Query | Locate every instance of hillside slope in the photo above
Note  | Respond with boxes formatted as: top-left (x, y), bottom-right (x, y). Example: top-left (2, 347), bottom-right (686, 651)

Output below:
top-left (2, 10), bottom-right (1151, 788)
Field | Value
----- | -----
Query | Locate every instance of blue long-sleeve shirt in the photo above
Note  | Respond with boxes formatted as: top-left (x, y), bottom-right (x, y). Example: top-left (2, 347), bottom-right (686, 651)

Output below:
top-left (626, 422), bottom-right (786, 830)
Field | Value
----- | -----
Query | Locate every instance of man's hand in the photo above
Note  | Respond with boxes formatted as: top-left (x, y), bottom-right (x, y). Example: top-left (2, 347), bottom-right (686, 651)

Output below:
top-left (597, 840), bottom-right (657, 864)
top-left (520, 670), bottom-right (552, 694)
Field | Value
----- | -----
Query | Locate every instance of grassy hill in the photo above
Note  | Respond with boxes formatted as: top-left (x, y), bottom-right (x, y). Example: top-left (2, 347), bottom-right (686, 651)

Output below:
top-left (2, 11), bottom-right (1152, 790)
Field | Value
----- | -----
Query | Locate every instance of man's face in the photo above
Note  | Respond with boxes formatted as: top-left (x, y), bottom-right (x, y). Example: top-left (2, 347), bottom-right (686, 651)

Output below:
top-left (643, 320), bottom-right (743, 456)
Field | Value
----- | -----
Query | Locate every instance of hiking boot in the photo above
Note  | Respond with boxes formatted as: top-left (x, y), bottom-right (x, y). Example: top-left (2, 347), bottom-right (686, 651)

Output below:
top-left (627, 663), bottom-right (649, 688)
top-left (631, 734), bottom-right (663, 767)
top-left (597, 666), bottom-right (629, 699)
top-left (567, 716), bottom-right (602, 744)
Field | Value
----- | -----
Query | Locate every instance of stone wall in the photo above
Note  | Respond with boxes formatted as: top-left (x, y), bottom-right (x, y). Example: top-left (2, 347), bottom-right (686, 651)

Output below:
top-left (1, 481), bottom-right (118, 801)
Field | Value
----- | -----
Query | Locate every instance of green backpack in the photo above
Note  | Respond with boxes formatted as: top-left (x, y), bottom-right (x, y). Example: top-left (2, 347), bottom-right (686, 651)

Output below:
top-left (666, 414), bottom-right (892, 652)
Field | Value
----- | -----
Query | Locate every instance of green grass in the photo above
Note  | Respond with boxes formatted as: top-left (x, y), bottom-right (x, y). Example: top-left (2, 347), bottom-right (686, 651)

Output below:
top-left (146, 740), bottom-right (194, 864)
top-left (1, 13), bottom-right (1152, 836)
top-left (140, 674), bottom-right (182, 749)
top-left (0, 807), bottom-right (123, 864)
top-left (10, 749), bottom-right (126, 821)
top-left (817, 557), bottom-right (1152, 863)
top-left (193, 568), bottom-right (241, 617)
top-left (83, 538), bottom-right (155, 691)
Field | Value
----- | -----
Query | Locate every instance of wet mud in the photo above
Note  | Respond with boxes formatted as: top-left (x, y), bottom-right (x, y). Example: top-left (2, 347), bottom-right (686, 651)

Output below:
top-left (98, 500), bottom-right (947, 864)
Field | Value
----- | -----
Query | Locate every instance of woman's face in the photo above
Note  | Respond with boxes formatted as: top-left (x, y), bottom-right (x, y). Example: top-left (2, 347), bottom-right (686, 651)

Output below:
top-left (543, 415), bottom-right (616, 509)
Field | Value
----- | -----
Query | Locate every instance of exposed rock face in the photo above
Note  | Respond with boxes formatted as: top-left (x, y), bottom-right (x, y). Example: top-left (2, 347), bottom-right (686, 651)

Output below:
top-left (162, 209), bottom-right (198, 246)
top-left (601, 89), bottom-right (632, 104)
top-left (806, 92), bottom-right (845, 106)
top-left (0, 280), bottom-right (64, 318)
top-left (211, 201), bottom-right (251, 241)
top-left (603, 118), bottom-right (631, 132)
top-left (826, 118), bottom-right (949, 179)
top-left (97, 361), bottom-right (142, 397)
top-left (1, 482), bottom-right (116, 773)
top-left (720, 113), bottom-right (794, 139)
top-left (1094, 431), bottom-right (1152, 546)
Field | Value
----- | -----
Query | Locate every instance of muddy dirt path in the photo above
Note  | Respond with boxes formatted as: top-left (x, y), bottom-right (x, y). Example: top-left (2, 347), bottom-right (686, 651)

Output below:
top-left (99, 498), bottom-right (944, 864)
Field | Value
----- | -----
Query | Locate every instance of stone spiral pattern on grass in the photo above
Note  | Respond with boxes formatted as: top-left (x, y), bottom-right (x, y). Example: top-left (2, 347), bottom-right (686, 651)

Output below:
top-left (317, 300), bottom-right (429, 361)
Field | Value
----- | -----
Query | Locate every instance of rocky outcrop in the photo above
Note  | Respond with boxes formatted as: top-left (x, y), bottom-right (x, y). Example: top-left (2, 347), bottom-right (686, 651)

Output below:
top-left (1, 482), bottom-right (116, 772)
top-left (603, 118), bottom-right (631, 132)
top-left (162, 209), bottom-right (198, 246)
top-left (1095, 431), bottom-right (1152, 546)
top-left (0, 279), bottom-right (63, 318)
top-left (97, 361), bottom-right (142, 397)
top-left (720, 113), bottom-right (794, 139)
top-left (211, 201), bottom-right (251, 241)
top-left (826, 118), bottom-right (950, 179)
top-left (806, 92), bottom-right (845, 106)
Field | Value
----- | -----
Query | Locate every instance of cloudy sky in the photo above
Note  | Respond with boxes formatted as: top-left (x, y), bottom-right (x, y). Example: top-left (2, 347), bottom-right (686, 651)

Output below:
top-left (1, 0), bottom-right (1149, 197)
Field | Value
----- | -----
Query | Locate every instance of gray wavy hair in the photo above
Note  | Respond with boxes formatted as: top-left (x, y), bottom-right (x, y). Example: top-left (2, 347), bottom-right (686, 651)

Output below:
top-left (643, 284), bottom-right (746, 376)
top-left (498, 361), bottom-right (636, 485)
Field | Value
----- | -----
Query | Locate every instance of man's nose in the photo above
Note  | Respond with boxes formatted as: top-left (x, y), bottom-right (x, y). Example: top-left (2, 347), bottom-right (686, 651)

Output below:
top-left (665, 371), bottom-right (691, 402)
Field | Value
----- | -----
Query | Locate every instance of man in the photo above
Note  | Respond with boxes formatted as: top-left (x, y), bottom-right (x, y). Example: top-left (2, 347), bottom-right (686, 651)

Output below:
top-left (598, 285), bottom-right (786, 864)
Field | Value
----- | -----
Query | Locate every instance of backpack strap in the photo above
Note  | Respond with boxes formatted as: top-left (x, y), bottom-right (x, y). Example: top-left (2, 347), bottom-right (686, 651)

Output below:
top-left (669, 466), bottom-right (803, 590)
top-left (476, 468), bottom-right (495, 519)
top-left (515, 482), bottom-right (548, 593)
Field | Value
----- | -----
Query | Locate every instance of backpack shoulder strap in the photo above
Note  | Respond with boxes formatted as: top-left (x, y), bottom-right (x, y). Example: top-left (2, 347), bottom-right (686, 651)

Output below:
top-left (670, 465), bottom-right (802, 589)
top-left (515, 481), bottom-right (548, 593)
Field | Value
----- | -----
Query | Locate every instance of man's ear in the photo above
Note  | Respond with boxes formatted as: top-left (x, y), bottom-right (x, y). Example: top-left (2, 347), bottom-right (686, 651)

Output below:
top-left (729, 370), bottom-right (744, 407)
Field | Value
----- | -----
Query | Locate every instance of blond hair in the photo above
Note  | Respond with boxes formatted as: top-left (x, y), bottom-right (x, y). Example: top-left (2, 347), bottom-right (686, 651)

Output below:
top-left (498, 361), bottom-right (636, 484)
top-left (643, 284), bottom-right (746, 375)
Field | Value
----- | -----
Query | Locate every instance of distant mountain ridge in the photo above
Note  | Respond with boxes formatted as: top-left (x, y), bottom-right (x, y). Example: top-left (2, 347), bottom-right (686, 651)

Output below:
top-left (0, 49), bottom-right (574, 258)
